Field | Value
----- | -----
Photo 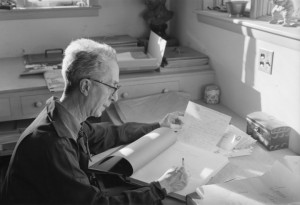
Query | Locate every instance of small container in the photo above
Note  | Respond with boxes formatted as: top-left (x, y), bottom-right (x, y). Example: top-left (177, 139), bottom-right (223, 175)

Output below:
top-left (204, 84), bottom-right (220, 104)
top-left (246, 112), bottom-right (291, 151)
top-left (226, 1), bottom-right (248, 17)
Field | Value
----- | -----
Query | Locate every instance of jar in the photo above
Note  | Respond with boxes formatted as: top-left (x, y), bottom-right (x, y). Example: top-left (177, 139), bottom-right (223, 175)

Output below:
top-left (204, 84), bottom-right (220, 104)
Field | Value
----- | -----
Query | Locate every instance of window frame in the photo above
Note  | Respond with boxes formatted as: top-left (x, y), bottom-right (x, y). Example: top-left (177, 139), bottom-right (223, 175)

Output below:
top-left (0, 5), bottom-right (100, 20)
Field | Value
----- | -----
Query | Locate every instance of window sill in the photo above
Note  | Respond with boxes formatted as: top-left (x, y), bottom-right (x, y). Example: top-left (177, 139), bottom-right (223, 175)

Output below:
top-left (195, 10), bottom-right (300, 50)
top-left (0, 6), bottom-right (101, 20)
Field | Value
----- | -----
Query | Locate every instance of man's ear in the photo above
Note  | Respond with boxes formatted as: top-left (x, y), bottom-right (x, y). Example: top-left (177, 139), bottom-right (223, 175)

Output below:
top-left (79, 79), bottom-right (91, 96)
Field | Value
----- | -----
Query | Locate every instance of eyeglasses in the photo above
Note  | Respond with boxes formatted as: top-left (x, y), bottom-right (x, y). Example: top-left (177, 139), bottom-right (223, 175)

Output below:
top-left (85, 78), bottom-right (121, 96)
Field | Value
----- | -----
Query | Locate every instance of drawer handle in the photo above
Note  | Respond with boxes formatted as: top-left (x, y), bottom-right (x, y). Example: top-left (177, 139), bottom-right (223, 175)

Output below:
top-left (121, 92), bottom-right (129, 98)
top-left (162, 88), bottom-right (169, 93)
top-left (34, 101), bottom-right (43, 108)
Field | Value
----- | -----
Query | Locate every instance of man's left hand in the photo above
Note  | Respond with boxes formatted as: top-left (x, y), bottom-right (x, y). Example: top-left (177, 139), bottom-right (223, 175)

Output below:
top-left (159, 111), bottom-right (184, 129)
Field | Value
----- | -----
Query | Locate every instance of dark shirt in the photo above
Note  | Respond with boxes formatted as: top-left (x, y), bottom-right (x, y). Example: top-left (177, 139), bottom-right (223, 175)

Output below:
top-left (1, 97), bottom-right (165, 204)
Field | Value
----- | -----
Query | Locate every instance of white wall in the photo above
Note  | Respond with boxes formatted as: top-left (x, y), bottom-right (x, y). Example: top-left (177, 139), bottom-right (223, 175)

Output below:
top-left (0, 0), bottom-right (149, 58)
top-left (170, 0), bottom-right (300, 154)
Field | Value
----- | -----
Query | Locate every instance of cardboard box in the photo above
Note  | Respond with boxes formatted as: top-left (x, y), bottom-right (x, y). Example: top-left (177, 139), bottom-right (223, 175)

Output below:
top-left (246, 112), bottom-right (290, 151)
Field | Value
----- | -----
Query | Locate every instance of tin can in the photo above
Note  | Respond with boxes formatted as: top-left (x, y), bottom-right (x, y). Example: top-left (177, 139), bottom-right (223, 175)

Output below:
top-left (204, 84), bottom-right (220, 104)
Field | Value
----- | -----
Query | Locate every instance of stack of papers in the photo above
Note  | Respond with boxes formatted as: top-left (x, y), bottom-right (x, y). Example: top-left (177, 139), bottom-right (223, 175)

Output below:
top-left (160, 47), bottom-right (210, 73)
top-left (44, 70), bottom-right (64, 92)
top-left (91, 35), bottom-right (138, 47)
top-left (20, 63), bottom-right (61, 76)
top-left (193, 159), bottom-right (300, 204)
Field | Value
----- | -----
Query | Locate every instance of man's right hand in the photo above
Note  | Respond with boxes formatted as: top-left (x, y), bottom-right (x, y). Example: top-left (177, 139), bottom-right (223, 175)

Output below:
top-left (156, 166), bottom-right (188, 194)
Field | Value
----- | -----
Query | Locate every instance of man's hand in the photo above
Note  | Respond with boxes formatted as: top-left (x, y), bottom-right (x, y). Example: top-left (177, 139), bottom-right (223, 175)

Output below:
top-left (157, 166), bottom-right (188, 194)
top-left (159, 112), bottom-right (184, 129)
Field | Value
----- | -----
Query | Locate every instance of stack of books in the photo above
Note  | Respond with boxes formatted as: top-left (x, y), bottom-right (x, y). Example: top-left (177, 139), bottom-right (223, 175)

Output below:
top-left (159, 46), bottom-right (210, 73)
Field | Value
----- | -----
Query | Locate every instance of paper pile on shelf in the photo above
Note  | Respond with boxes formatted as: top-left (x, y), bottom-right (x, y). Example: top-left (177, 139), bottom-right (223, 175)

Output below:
top-left (44, 70), bottom-right (64, 92)
top-left (91, 35), bottom-right (139, 47)
top-left (160, 46), bottom-right (210, 73)
top-left (20, 63), bottom-right (61, 76)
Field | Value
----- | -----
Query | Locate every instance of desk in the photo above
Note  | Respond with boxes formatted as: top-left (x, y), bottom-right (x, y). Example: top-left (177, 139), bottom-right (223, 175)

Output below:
top-left (95, 100), bottom-right (297, 205)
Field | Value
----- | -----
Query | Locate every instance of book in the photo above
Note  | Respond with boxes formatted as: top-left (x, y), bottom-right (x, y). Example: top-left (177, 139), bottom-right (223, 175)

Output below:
top-left (90, 127), bottom-right (229, 201)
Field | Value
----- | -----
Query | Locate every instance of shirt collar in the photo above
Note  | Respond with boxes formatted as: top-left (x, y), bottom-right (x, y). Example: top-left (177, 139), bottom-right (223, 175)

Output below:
top-left (46, 96), bottom-right (82, 141)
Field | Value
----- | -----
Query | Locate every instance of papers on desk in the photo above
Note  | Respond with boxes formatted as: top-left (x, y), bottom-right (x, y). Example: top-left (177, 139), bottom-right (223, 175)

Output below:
top-left (178, 101), bottom-right (256, 158)
top-left (281, 156), bottom-right (300, 176)
top-left (194, 160), bottom-right (300, 205)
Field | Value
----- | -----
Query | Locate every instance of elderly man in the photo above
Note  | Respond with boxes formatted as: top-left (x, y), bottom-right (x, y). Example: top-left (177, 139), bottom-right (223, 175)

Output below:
top-left (1, 39), bottom-right (187, 204)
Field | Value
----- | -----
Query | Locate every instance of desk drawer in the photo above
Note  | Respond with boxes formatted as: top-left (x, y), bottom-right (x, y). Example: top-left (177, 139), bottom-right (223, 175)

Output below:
top-left (0, 98), bottom-right (11, 118)
top-left (21, 94), bottom-right (54, 116)
top-left (118, 80), bottom-right (179, 99)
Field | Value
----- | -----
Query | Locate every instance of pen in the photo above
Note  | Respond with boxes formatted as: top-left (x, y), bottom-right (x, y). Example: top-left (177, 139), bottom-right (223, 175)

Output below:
top-left (182, 157), bottom-right (185, 167)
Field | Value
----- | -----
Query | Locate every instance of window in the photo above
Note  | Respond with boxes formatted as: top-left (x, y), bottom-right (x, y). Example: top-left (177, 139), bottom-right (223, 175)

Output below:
top-left (15, 0), bottom-right (90, 9)
top-left (0, 0), bottom-right (100, 20)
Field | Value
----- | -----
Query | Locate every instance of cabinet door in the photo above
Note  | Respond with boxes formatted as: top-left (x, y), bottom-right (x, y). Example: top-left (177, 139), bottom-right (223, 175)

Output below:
top-left (20, 92), bottom-right (62, 118)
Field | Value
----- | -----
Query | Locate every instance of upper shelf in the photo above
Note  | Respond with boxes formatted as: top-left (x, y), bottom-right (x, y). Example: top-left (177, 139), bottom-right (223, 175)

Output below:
top-left (195, 10), bottom-right (300, 50)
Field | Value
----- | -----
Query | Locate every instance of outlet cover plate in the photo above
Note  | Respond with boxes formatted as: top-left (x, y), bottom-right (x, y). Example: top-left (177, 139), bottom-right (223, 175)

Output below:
top-left (258, 48), bottom-right (274, 75)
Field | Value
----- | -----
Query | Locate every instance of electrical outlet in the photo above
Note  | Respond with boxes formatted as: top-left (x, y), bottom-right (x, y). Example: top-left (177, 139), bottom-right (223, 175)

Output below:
top-left (258, 48), bottom-right (274, 75)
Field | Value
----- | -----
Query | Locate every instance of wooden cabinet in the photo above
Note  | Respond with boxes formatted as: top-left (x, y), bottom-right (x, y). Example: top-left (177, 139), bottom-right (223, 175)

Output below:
top-left (0, 57), bottom-right (215, 122)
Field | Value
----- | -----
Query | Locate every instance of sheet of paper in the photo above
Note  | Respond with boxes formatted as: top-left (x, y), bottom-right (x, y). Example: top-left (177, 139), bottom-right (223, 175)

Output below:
top-left (177, 101), bottom-right (231, 151)
top-left (147, 31), bottom-right (166, 65)
top-left (196, 161), bottom-right (300, 205)
top-left (131, 141), bottom-right (228, 197)
top-left (282, 156), bottom-right (300, 176)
